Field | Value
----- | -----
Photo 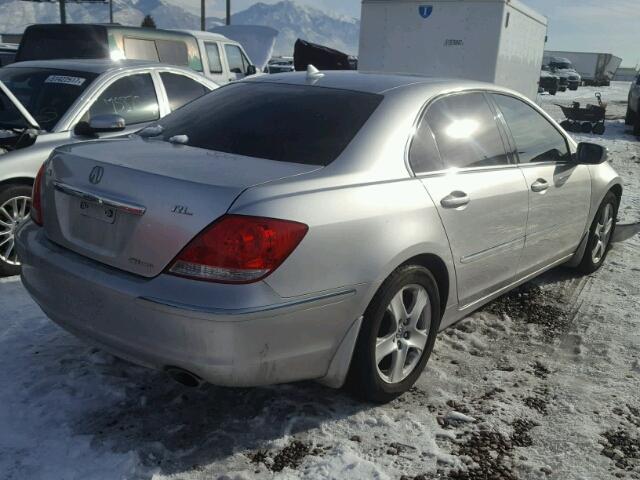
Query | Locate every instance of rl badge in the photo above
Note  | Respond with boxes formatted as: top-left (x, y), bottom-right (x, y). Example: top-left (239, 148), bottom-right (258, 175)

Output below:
top-left (419, 5), bottom-right (433, 18)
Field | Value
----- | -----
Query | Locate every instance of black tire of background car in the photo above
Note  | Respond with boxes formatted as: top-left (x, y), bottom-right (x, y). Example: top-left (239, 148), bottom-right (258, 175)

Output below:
top-left (625, 106), bottom-right (636, 126)
top-left (634, 104), bottom-right (640, 136)
top-left (560, 120), bottom-right (572, 130)
top-left (347, 265), bottom-right (441, 403)
top-left (0, 184), bottom-right (32, 277)
top-left (577, 191), bottom-right (618, 274)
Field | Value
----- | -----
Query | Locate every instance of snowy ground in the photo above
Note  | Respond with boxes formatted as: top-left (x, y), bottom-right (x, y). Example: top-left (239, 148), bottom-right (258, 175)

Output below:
top-left (1, 82), bottom-right (639, 480)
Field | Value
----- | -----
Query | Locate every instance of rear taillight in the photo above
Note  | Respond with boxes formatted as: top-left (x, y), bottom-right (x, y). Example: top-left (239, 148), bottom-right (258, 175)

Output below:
top-left (168, 214), bottom-right (308, 283)
top-left (31, 163), bottom-right (46, 226)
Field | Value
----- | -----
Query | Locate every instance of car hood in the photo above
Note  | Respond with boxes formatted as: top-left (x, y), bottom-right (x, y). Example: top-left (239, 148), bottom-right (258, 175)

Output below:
top-left (0, 80), bottom-right (40, 130)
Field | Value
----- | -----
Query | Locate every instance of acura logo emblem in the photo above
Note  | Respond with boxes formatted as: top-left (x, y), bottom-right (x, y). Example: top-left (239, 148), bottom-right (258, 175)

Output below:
top-left (89, 166), bottom-right (104, 184)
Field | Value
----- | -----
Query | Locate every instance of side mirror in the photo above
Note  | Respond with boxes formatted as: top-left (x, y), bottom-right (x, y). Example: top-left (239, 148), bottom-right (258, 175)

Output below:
top-left (74, 114), bottom-right (126, 136)
top-left (576, 142), bottom-right (607, 165)
top-left (246, 64), bottom-right (257, 76)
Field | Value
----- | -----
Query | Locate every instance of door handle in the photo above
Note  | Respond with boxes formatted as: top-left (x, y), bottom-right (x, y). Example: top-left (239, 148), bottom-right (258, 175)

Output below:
top-left (531, 179), bottom-right (549, 193)
top-left (440, 191), bottom-right (470, 209)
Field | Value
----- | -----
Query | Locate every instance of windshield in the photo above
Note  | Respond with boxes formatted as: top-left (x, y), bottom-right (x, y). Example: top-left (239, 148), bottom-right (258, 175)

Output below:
top-left (0, 67), bottom-right (98, 131)
top-left (154, 82), bottom-right (383, 166)
top-left (552, 62), bottom-right (572, 70)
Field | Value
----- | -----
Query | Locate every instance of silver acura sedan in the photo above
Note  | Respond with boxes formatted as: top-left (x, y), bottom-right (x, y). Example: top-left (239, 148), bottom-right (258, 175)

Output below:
top-left (0, 59), bottom-right (217, 275)
top-left (16, 71), bottom-right (622, 402)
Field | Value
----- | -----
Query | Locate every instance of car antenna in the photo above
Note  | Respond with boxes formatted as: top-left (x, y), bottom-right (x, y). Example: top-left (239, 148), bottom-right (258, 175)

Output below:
top-left (306, 64), bottom-right (325, 81)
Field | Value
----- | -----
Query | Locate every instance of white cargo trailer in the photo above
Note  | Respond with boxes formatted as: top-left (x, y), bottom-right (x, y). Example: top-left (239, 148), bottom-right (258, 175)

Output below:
top-left (544, 51), bottom-right (623, 86)
top-left (358, 0), bottom-right (548, 100)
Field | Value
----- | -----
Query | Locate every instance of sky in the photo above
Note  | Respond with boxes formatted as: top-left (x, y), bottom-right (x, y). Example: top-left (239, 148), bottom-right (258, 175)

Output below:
top-left (190, 0), bottom-right (639, 66)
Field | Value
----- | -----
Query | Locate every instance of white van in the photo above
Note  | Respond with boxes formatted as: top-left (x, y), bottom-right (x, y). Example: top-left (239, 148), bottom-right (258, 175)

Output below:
top-left (175, 30), bottom-right (258, 85)
top-left (17, 25), bottom-right (258, 85)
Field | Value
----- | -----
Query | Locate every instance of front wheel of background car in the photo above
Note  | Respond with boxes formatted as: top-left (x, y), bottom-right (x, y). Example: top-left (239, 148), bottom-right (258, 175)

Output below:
top-left (625, 106), bottom-right (635, 126)
top-left (347, 265), bottom-right (440, 403)
top-left (577, 191), bottom-right (617, 274)
top-left (0, 185), bottom-right (32, 277)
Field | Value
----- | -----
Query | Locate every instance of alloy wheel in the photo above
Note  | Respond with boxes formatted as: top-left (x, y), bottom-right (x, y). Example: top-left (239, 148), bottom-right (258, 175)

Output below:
top-left (0, 195), bottom-right (31, 266)
top-left (591, 203), bottom-right (614, 264)
top-left (375, 284), bottom-right (431, 384)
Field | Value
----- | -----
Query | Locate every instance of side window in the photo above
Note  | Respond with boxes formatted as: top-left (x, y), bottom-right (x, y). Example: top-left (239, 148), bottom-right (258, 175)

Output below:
top-left (409, 118), bottom-right (443, 174)
top-left (205, 42), bottom-right (223, 74)
top-left (493, 94), bottom-right (570, 163)
top-left (123, 38), bottom-right (158, 61)
top-left (156, 40), bottom-right (189, 67)
top-left (426, 93), bottom-right (509, 169)
top-left (225, 44), bottom-right (245, 74)
top-left (160, 72), bottom-right (208, 111)
top-left (88, 74), bottom-right (159, 125)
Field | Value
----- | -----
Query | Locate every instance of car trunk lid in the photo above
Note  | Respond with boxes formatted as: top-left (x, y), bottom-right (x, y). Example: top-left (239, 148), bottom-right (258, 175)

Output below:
top-left (41, 137), bottom-right (320, 277)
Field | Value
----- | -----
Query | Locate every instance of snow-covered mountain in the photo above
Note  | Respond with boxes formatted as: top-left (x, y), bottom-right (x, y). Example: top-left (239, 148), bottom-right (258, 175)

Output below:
top-left (0, 0), bottom-right (360, 56)
top-left (231, 1), bottom-right (359, 55)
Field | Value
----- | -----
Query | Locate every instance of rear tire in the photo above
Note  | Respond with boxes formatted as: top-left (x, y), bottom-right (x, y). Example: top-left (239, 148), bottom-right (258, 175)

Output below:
top-left (593, 123), bottom-right (606, 135)
top-left (0, 184), bottom-right (33, 277)
top-left (577, 192), bottom-right (617, 274)
top-left (581, 122), bottom-right (593, 133)
top-left (625, 106), bottom-right (635, 125)
top-left (347, 265), bottom-right (440, 403)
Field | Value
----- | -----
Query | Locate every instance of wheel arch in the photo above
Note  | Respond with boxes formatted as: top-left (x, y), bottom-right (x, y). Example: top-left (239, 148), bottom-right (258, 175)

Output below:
top-left (0, 177), bottom-right (34, 190)
top-left (399, 253), bottom-right (450, 319)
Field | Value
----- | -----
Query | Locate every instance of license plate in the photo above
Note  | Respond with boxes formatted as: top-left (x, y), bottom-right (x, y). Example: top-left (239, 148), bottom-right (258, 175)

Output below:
top-left (79, 200), bottom-right (116, 224)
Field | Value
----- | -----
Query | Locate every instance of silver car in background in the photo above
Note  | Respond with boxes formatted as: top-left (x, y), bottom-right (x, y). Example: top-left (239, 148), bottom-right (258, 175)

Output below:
top-left (17, 72), bottom-right (622, 402)
top-left (0, 59), bottom-right (217, 275)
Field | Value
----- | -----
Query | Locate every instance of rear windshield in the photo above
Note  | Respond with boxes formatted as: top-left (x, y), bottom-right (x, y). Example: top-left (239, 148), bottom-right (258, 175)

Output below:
top-left (0, 67), bottom-right (97, 131)
top-left (155, 82), bottom-right (383, 166)
top-left (16, 25), bottom-right (109, 61)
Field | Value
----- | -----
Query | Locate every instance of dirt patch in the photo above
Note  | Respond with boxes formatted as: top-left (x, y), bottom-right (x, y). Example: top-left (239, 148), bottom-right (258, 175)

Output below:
top-left (600, 429), bottom-right (640, 472)
top-left (511, 419), bottom-right (539, 448)
top-left (447, 430), bottom-right (518, 480)
top-left (484, 284), bottom-right (570, 338)
top-left (248, 440), bottom-right (329, 472)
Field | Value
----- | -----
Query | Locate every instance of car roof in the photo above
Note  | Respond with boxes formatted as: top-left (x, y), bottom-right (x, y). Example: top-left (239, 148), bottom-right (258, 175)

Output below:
top-left (174, 30), bottom-right (232, 42)
top-left (4, 58), bottom-right (165, 74)
top-left (245, 70), bottom-right (499, 96)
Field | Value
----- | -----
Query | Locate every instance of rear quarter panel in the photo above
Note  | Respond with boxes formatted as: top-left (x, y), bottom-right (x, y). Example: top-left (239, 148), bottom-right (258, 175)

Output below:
top-left (229, 175), bottom-right (457, 317)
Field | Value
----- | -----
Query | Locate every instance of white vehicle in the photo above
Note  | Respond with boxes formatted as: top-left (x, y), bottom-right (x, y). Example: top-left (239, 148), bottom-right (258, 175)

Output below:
top-left (17, 25), bottom-right (259, 86)
top-left (545, 51), bottom-right (622, 87)
top-left (358, 0), bottom-right (547, 100)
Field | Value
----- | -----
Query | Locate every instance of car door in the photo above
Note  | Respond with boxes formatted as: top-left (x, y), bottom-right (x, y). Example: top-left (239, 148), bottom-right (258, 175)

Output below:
top-left (412, 92), bottom-right (529, 308)
top-left (490, 93), bottom-right (591, 275)
top-left (158, 72), bottom-right (211, 112)
top-left (224, 43), bottom-right (251, 82)
top-left (78, 72), bottom-right (161, 137)
top-left (202, 41), bottom-right (228, 85)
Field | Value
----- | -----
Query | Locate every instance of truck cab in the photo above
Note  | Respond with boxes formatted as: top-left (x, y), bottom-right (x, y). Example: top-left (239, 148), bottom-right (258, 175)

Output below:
top-left (545, 56), bottom-right (581, 91)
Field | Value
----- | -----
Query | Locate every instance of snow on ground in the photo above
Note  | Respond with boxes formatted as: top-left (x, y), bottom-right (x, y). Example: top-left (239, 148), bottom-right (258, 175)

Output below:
top-left (1, 83), bottom-right (639, 480)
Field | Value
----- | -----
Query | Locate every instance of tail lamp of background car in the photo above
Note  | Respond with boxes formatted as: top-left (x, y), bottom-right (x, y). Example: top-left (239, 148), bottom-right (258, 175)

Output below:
top-left (30, 163), bottom-right (46, 226)
top-left (168, 215), bottom-right (308, 283)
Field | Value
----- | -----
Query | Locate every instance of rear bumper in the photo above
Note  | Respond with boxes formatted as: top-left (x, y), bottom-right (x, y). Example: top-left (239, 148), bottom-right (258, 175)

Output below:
top-left (16, 222), bottom-right (366, 387)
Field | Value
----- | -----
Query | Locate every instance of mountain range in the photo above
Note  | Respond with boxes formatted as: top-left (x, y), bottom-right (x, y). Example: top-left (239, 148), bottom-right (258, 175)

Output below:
top-left (0, 0), bottom-right (360, 55)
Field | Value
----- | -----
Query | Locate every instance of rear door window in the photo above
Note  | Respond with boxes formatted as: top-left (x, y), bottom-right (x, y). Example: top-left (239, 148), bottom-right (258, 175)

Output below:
top-left (156, 40), bottom-right (189, 67)
top-left (88, 73), bottom-right (159, 125)
top-left (426, 92), bottom-right (509, 169)
top-left (224, 44), bottom-right (246, 73)
top-left (123, 38), bottom-right (159, 61)
top-left (156, 82), bottom-right (383, 166)
top-left (205, 42), bottom-right (223, 74)
top-left (160, 72), bottom-right (208, 111)
top-left (492, 94), bottom-right (570, 164)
